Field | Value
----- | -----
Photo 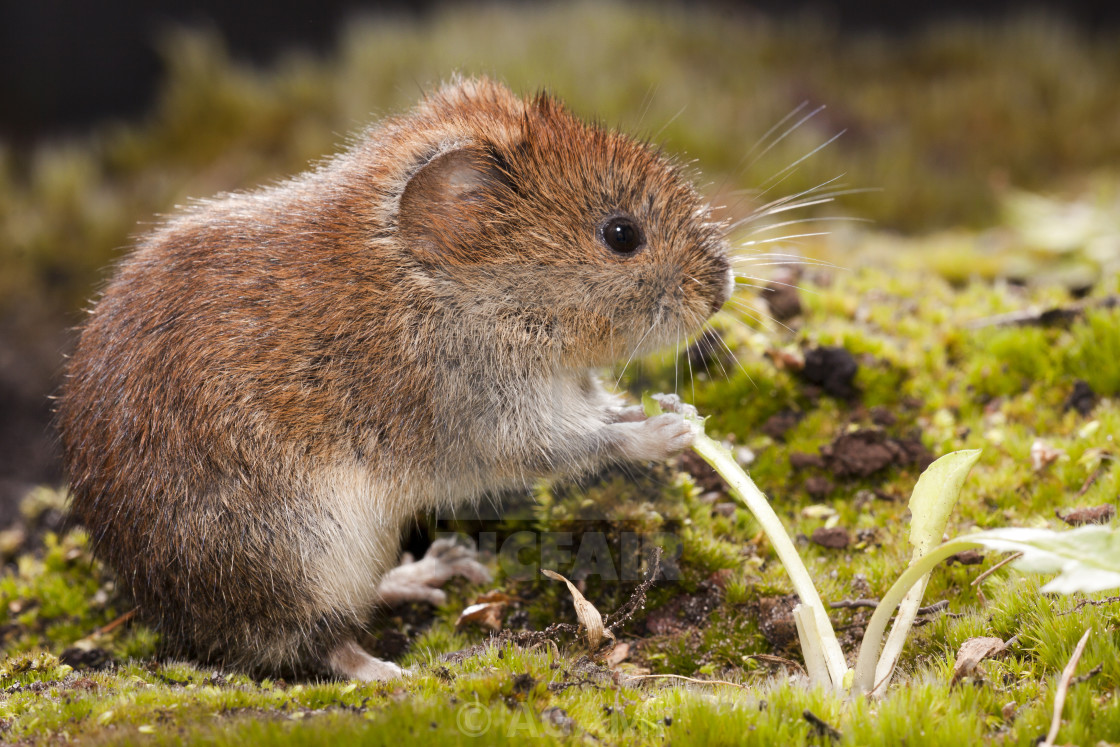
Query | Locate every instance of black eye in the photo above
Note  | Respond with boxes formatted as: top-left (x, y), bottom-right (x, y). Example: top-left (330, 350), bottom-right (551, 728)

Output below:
top-left (601, 217), bottom-right (643, 255)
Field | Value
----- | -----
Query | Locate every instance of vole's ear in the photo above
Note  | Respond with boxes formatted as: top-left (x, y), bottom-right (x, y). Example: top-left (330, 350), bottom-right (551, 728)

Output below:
top-left (398, 146), bottom-right (509, 256)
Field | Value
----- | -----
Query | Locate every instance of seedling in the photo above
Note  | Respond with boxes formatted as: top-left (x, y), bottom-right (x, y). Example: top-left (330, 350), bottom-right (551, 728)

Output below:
top-left (645, 395), bottom-right (1120, 697)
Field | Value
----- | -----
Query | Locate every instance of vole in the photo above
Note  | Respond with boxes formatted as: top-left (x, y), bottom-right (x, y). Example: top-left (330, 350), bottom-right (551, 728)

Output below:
top-left (58, 77), bottom-right (733, 680)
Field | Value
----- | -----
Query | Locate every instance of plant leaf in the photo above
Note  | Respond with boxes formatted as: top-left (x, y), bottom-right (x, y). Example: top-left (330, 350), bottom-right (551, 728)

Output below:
top-left (961, 525), bottom-right (1120, 594)
top-left (872, 449), bottom-right (982, 696)
top-left (909, 449), bottom-right (982, 556)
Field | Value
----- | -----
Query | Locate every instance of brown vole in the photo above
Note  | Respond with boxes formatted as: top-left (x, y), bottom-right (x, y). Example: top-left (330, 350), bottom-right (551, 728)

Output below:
top-left (58, 77), bottom-right (733, 680)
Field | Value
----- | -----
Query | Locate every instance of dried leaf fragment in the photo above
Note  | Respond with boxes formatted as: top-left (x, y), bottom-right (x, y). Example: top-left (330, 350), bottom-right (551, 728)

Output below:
top-left (1030, 439), bottom-right (1066, 472)
top-left (541, 569), bottom-right (614, 650)
top-left (604, 641), bottom-right (630, 668)
top-left (951, 636), bottom-right (1007, 685)
top-left (455, 591), bottom-right (511, 631)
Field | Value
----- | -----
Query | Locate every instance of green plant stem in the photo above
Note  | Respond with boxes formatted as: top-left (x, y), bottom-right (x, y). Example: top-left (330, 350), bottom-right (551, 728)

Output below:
top-left (689, 427), bottom-right (850, 689)
top-left (852, 538), bottom-right (982, 696)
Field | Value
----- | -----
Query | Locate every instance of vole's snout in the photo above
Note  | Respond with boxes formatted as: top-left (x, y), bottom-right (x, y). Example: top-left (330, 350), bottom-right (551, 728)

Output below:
top-left (708, 255), bottom-right (735, 315)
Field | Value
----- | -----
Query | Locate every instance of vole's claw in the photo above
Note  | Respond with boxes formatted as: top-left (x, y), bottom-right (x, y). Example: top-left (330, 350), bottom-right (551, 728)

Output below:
top-left (650, 393), bottom-right (698, 419)
top-left (376, 538), bottom-right (492, 606)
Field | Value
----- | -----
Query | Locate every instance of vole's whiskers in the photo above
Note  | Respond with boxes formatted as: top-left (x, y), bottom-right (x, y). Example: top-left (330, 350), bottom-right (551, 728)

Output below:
top-left (734, 273), bottom-right (820, 296)
top-left (758, 129), bottom-right (846, 192)
top-left (707, 314), bottom-right (754, 386)
top-left (729, 279), bottom-right (771, 292)
top-left (738, 215), bottom-right (870, 241)
top-left (674, 319), bottom-right (681, 397)
top-left (732, 256), bottom-right (846, 273)
top-left (725, 297), bottom-right (796, 334)
top-left (683, 321), bottom-right (697, 403)
top-left (635, 82), bottom-right (660, 130)
top-left (739, 173), bottom-right (846, 213)
top-left (615, 320), bottom-right (656, 389)
top-left (652, 104), bottom-right (689, 142)
top-left (740, 102), bottom-right (826, 173)
top-left (736, 232), bottom-right (830, 248)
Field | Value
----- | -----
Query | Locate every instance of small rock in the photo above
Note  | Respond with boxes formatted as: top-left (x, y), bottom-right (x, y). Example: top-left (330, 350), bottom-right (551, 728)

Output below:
top-left (947, 550), bottom-right (984, 566)
top-left (1030, 439), bottom-right (1065, 472)
top-left (735, 446), bottom-right (756, 466)
top-left (1064, 380), bottom-right (1097, 416)
top-left (757, 594), bottom-right (799, 649)
top-left (869, 406), bottom-right (897, 427)
top-left (59, 647), bottom-right (114, 670)
top-left (511, 672), bottom-right (536, 694)
top-left (790, 452), bottom-right (825, 470)
top-left (804, 476), bottom-right (833, 499)
top-left (712, 502), bottom-right (738, 518)
top-left (810, 527), bottom-right (850, 549)
top-left (951, 637), bottom-right (1006, 686)
top-left (764, 280), bottom-right (803, 322)
top-left (762, 410), bottom-right (802, 442)
top-left (855, 528), bottom-right (879, 545)
top-left (541, 706), bottom-right (574, 735)
top-left (821, 429), bottom-right (933, 478)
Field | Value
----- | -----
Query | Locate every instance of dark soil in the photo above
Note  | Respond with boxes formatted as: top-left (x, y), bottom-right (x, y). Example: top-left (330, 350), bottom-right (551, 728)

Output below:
top-left (820, 429), bottom-right (933, 478)
top-left (800, 346), bottom-right (860, 400)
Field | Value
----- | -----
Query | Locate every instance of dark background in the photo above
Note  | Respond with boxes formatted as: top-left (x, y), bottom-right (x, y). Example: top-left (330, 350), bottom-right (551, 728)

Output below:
top-left (4, 0), bottom-right (1120, 142)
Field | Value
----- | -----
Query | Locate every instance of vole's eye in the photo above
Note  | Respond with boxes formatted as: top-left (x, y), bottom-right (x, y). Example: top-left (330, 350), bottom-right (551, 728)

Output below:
top-left (600, 217), bottom-right (643, 255)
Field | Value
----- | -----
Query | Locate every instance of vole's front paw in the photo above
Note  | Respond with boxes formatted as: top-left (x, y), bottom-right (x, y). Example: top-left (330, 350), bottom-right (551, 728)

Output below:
top-left (376, 538), bottom-right (492, 607)
top-left (607, 404), bottom-right (648, 423)
top-left (608, 412), bottom-right (695, 462)
top-left (608, 394), bottom-right (698, 424)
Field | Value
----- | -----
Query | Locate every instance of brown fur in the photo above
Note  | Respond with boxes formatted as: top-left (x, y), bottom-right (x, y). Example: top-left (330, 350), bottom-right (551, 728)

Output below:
top-left (57, 77), bottom-right (731, 677)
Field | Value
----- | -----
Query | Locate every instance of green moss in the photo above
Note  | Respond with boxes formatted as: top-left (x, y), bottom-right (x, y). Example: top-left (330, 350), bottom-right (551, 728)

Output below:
top-left (4, 3), bottom-right (1120, 744)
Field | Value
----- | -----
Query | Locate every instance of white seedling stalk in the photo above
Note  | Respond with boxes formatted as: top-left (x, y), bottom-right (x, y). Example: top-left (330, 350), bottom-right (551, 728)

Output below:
top-left (645, 396), bottom-right (849, 689)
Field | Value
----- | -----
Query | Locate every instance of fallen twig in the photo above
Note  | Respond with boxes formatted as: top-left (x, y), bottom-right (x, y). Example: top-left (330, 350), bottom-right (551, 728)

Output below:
top-left (830, 598), bottom-right (879, 610)
top-left (1041, 628), bottom-right (1092, 747)
top-left (73, 607), bottom-right (138, 648)
top-left (965, 296), bottom-right (1118, 330)
top-left (1056, 595), bottom-right (1120, 617)
top-left (802, 709), bottom-right (842, 741)
top-left (742, 653), bottom-right (807, 675)
top-left (829, 598), bottom-right (948, 617)
top-left (622, 673), bottom-right (747, 690)
top-left (604, 548), bottom-right (662, 635)
top-left (971, 553), bottom-right (1023, 586)
top-left (916, 600), bottom-right (950, 616)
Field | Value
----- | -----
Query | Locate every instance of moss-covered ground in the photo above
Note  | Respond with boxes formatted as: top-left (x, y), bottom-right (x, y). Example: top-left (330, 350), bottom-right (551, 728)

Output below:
top-left (2, 2), bottom-right (1120, 744)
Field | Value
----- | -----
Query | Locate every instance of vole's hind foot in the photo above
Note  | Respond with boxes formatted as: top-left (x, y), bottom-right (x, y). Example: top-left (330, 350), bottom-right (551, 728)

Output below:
top-left (327, 638), bottom-right (404, 682)
top-left (376, 538), bottom-right (492, 606)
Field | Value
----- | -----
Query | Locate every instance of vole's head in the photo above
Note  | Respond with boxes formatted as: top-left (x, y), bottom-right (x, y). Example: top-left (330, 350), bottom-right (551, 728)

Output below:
top-left (395, 78), bottom-right (733, 368)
